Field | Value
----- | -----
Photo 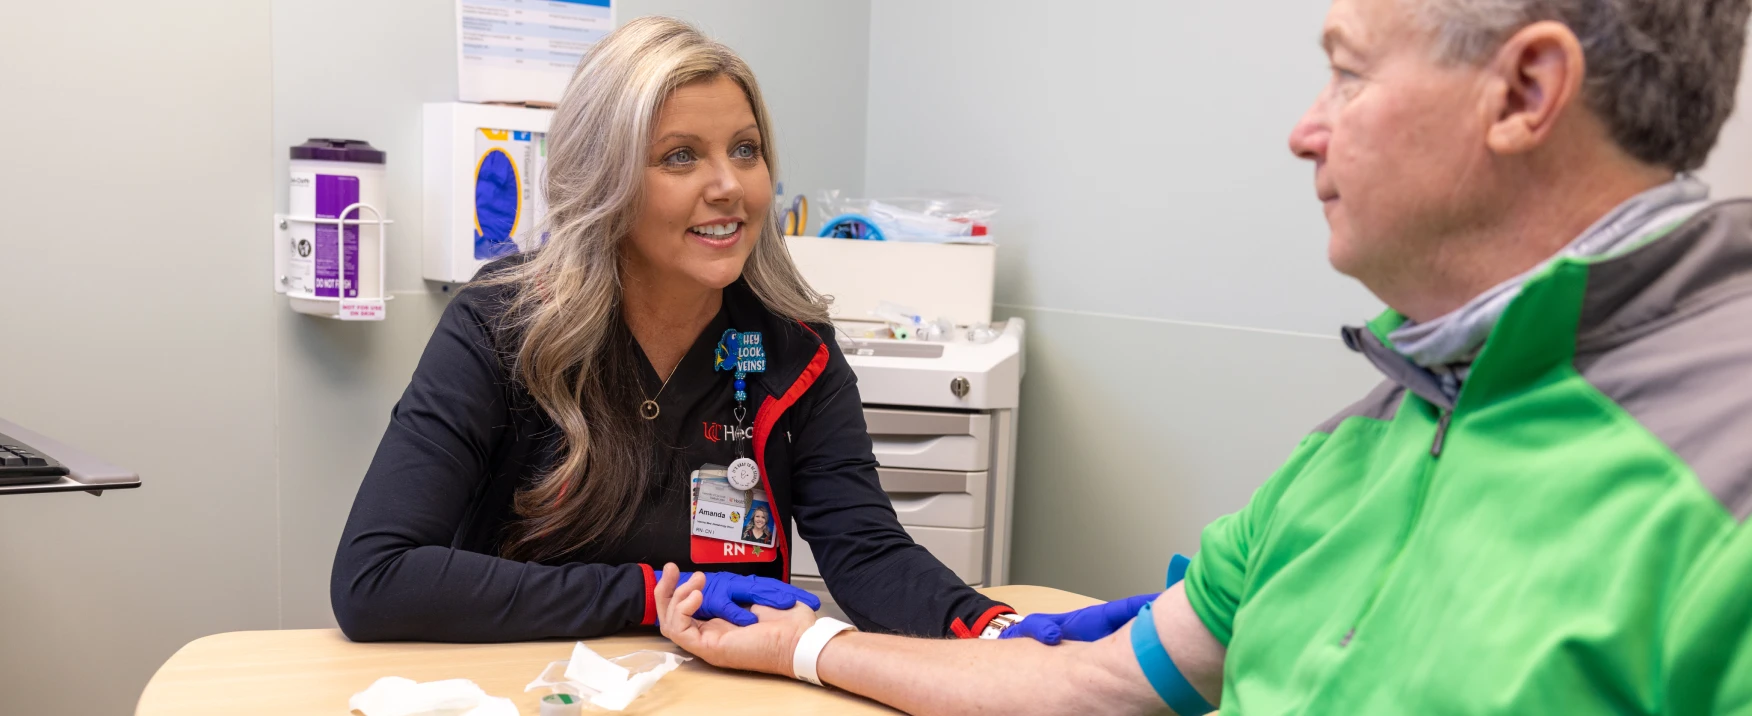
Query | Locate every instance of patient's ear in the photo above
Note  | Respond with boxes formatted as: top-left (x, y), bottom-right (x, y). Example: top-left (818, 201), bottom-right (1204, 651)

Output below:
top-left (1482, 20), bottom-right (1585, 156)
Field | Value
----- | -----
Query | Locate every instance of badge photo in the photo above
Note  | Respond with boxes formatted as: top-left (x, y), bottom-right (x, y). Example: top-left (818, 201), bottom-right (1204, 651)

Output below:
top-left (738, 496), bottom-right (777, 548)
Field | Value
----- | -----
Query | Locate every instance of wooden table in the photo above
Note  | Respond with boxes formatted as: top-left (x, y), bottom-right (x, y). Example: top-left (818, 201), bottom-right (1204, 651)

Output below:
top-left (137, 585), bottom-right (1099, 715)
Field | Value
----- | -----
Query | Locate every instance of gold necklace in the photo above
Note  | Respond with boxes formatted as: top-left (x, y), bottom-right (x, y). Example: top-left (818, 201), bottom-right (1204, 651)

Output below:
top-left (639, 351), bottom-right (685, 421)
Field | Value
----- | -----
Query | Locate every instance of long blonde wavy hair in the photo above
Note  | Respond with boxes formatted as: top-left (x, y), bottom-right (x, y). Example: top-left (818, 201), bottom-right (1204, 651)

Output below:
top-left (478, 16), bottom-right (829, 562)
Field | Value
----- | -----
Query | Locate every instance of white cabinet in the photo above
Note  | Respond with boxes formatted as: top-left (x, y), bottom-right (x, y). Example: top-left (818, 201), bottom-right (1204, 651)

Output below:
top-left (794, 398), bottom-right (1020, 606)
top-left (792, 523), bottom-right (987, 585)
top-left (780, 239), bottom-right (1024, 619)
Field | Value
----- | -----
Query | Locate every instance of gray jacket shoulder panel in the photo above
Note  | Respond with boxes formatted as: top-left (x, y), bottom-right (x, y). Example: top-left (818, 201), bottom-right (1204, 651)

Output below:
top-left (1312, 380), bottom-right (1406, 436)
top-left (1576, 200), bottom-right (1752, 522)
top-left (1577, 199), bottom-right (1752, 347)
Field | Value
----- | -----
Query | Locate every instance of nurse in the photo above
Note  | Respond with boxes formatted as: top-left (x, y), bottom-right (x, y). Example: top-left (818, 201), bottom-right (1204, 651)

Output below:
top-left (329, 16), bottom-right (1014, 642)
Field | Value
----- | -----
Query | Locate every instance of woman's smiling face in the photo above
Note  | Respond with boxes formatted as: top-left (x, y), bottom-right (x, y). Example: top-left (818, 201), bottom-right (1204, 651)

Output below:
top-left (623, 75), bottom-right (771, 292)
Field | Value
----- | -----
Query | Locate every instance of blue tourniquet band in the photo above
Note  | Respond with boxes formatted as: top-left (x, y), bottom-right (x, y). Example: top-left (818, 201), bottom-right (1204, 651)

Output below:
top-left (1130, 600), bottom-right (1216, 715)
top-left (1166, 553), bottom-right (1191, 588)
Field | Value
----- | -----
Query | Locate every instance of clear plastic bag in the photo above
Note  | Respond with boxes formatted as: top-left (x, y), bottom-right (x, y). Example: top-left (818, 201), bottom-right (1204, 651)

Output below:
top-left (815, 190), bottom-right (1000, 244)
top-left (524, 648), bottom-right (691, 712)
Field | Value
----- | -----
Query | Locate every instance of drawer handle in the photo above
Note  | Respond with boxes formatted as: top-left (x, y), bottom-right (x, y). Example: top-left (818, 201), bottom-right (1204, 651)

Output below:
top-left (870, 435), bottom-right (956, 454)
top-left (887, 491), bottom-right (970, 507)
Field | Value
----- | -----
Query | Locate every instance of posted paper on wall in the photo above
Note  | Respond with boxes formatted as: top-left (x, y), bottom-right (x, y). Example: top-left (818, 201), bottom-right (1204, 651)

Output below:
top-left (457, 0), bottom-right (614, 105)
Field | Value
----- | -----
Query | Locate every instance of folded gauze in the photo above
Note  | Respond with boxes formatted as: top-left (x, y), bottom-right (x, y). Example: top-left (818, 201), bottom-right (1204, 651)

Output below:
top-left (349, 676), bottom-right (519, 716)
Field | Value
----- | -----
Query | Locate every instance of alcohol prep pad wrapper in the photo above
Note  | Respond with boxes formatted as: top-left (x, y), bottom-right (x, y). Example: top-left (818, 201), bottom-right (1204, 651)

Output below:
top-left (525, 643), bottom-right (690, 711)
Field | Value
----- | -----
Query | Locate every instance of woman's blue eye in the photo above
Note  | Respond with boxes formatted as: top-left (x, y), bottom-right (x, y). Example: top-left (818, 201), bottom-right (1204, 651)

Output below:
top-left (733, 143), bottom-right (759, 160)
top-left (665, 148), bottom-right (695, 165)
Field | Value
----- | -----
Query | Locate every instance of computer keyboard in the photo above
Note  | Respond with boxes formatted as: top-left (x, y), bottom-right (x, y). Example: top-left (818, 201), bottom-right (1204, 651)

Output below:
top-left (0, 431), bottom-right (69, 485)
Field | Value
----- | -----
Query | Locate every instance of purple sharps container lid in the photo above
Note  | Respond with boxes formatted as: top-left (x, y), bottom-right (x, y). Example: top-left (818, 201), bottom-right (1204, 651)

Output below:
top-left (290, 138), bottom-right (386, 164)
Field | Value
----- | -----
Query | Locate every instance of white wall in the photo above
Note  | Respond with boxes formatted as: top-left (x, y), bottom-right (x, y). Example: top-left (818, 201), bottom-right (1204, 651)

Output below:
top-left (0, 3), bottom-right (278, 715)
top-left (627, 0), bottom-right (872, 200)
top-left (1699, 42), bottom-right (1752, 195)
top-left (865, 0), bottom-right (1381, 334)
top-left (861, 0), bottom-right (1389, 600)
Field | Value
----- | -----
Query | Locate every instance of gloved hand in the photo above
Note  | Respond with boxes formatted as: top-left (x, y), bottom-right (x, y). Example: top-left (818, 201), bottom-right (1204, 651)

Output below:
top-left (1000, 554), bottom-right (1191, 646)
top-left (656, 571), bottom-right (822, 627)
top-left (998, 592), bottom-right (1158, 645)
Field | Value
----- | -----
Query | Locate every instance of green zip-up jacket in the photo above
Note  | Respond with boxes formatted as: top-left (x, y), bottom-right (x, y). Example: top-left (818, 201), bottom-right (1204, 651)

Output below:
top-left (1183, 201), bottom-right (1752, 714)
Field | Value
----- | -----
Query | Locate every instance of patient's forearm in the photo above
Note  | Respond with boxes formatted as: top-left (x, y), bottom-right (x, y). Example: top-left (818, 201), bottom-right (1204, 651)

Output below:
top-left (815, 630), bottom-right (1156, 716)
top-left (813, 585), bottom-right (1223, 716)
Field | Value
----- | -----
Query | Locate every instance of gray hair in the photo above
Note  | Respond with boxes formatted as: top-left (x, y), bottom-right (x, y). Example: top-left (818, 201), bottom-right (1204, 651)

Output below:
top-left (1408, 0), bottom-right (1752, 171)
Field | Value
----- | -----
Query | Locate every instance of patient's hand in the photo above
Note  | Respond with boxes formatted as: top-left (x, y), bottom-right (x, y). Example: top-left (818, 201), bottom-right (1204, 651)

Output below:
top-left (654, 563), bottom-right (817, 677)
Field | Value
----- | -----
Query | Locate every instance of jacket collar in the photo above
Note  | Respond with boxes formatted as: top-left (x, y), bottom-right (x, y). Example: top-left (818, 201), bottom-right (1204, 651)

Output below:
top-left (1386, 178), bottom-right (1711, 367)
top-left (1345, 199), bottom-right (1752, 410)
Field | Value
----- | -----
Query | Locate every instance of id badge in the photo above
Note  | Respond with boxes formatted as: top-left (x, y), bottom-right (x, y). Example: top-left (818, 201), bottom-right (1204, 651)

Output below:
top-left (690, 465), bottom-right (777, 563)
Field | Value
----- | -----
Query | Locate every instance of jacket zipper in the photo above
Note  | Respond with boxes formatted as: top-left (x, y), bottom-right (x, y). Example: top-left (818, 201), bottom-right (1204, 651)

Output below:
top-left (1430, 408), bottom-right (1452, 457)
top-left (1341, 408), bottom-right (1452, 647)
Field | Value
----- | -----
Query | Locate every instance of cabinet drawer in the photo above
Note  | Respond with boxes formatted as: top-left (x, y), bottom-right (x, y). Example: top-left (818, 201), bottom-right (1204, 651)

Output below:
top-left (881, 468), bottom-right (987, 529)
top-left (792, 525), bottom-right (987, 585)
top-left (865, 408), bottom-right (990, 471)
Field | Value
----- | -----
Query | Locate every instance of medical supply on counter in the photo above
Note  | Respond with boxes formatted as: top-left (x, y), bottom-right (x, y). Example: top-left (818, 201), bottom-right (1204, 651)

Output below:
top-left (349, 676), bottom-right (518, 716)
top-left (814, 191), bottom-right (999, 243)
top-left (784, 194), bottom-right (809, 236)
top-left (287, 139), bottom-right (385, 302)
top-left (919, 317), bottom-right (956, 342)
top-left (967, 322), bottom-right (1001, 344)
top-left (524, 642), bottom-right (690, 712)
top-left (871, 301), bottom-right (924, 330)
top-left (866, 301), bottom-right (958, 342)
top-left (539, 693), bottom-right (582, 716)
top-left (819, 213), bottom-right (885, 241)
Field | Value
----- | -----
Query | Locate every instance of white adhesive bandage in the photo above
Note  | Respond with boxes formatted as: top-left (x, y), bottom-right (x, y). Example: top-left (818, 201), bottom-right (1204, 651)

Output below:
top-left (791, 617), bottom-right (855, 686)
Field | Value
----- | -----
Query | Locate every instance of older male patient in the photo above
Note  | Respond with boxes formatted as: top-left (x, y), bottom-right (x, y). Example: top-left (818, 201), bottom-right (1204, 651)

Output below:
top-left (652, 0), bottom-right (1752, 713)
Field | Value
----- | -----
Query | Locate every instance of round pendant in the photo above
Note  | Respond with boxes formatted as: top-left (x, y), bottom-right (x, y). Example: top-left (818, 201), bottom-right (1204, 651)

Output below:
top-left (727, 457), bottom-right (761, 490)
top-left (638, 400), bottom-right (660, 420)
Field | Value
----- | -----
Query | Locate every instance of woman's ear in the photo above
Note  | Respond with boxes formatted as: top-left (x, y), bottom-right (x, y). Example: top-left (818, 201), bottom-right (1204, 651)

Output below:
top-left (1484, 20), bottom-right (1586, 156)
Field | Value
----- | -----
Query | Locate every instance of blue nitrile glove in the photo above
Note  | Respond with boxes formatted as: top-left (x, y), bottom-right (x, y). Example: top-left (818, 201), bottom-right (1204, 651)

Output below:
top-left (1001, 554), bottom-right (1194, 646)
top-left (999, 592), bottom-right (1158, 645)
top-left (657, 571), bottom-right (822, 627)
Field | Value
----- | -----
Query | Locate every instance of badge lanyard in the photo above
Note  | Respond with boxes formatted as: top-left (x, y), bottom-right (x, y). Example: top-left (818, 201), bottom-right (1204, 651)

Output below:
top-left (715, 329), bottom-right (766, 492)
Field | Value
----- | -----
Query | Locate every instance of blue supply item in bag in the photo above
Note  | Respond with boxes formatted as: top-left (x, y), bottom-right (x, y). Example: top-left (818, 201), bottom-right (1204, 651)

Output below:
top-left (818, 214), bottom-right (885, 241)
